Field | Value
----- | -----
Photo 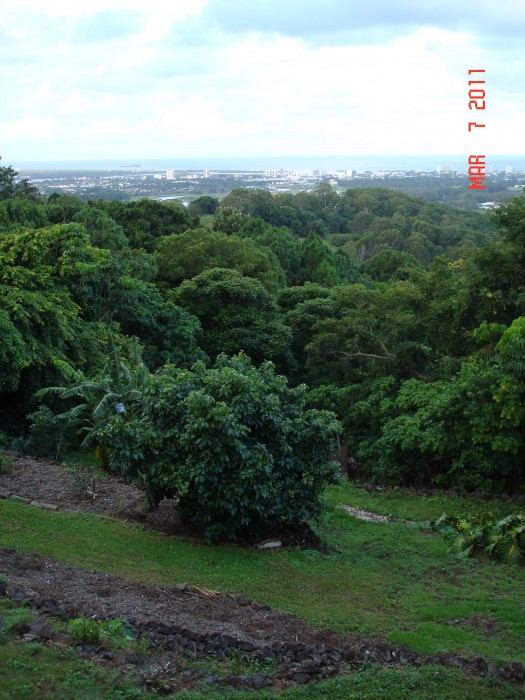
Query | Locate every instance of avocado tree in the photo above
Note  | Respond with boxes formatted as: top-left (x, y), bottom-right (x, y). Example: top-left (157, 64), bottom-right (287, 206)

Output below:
top-left (97, 353), bottom-right (341, 542)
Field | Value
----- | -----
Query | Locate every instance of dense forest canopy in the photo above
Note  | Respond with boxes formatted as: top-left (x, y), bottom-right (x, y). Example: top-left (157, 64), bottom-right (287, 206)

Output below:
top-left (1, 158), bottom-right (524, 536)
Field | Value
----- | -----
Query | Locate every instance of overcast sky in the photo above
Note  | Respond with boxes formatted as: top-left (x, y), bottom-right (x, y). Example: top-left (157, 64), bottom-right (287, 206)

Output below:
top-left (1, 0), bottom-right (524, 163)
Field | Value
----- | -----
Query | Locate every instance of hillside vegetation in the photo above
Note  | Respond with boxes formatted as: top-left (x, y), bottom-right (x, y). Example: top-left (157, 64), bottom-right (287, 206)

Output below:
top-left (1, 160), bottom-right (525, 697)
top-left (2, 162), bottom-right (525, 502)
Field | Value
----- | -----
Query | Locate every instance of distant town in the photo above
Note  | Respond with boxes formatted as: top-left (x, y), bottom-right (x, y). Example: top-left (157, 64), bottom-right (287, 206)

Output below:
top-left (17, 163), bottom-right (525, 211)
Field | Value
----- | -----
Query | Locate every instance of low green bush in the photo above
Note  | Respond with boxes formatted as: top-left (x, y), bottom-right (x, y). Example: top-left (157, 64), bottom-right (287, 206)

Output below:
top-left (67, 617), bottom-right (133, 647)
top-left (432, 511), bottom-right (525, 564)
top-left (0, 453), bottom-right (14, 475)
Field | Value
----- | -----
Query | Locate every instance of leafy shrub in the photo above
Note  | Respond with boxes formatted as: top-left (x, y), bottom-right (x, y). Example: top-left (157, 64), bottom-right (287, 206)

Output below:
top-left (22, 406), bottom-right (75, 460)
top-left (351, 353), bottom-right (524, 494)
top-left (98, 353), bottom-right (340, 542)
top-left (67, 617), bottom-right (133, 646)
top-left (61, 460), bottom-right (101, 498)
top-left (0, 453), bottom-right (14, 475)
top-left (432, 512), bottom-right (525, 564)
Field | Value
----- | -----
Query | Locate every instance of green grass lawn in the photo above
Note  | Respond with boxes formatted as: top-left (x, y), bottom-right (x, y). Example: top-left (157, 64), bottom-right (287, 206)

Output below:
top-left (325, 482), bottom-right (525, 522)
top-left (1, 481), bottom-right (525, 698)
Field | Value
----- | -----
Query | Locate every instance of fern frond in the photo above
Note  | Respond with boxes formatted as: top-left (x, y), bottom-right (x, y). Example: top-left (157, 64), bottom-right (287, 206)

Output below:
top-left (503, 542), bottom-right (523, 564)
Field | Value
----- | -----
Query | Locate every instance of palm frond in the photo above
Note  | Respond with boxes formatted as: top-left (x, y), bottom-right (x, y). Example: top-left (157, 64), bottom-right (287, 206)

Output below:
top-left (503, 541), bottom-right (523, 564)
top-left (55, 403), bottom-right (90, 421)
top-left (35, 386), bottom-right (68, 398)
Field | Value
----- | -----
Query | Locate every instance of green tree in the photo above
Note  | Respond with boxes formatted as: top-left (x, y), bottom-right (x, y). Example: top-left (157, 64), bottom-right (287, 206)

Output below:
top-left (92, 199), bottom-right (196, 252)
top-left (306, 282), bottom-right (431, 384)
top-left (212, 206), bottom-right (249, 235)
top-left (360, 250), bottom-right (421, 282)
top-left (298, 232), bottom-right (339, 286)
top-left (0, 225), bottom-right (85, 392)
top-left (0, 157), bottom-right (41, 201)
top-left (97, 353), bottom-right (340, 541)
top-left (72, 207), bottom-right (128, 250)
top-left (187, 195), bottom-right (219, 217)
top-left (156, 228), bottom-right (285, 292)
top-left (240, 218), bottom-right (303, 284)
top-left (174, 268), bottom-right (292, 369)
top-left (112, 277), bottom-right (204, 369)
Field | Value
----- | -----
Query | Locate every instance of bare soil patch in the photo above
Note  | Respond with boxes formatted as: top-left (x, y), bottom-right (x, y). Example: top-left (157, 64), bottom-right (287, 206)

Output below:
top-left (0, 451), bottom-right (323, 549)
top-left (0, 548), bottom-right (355, 648)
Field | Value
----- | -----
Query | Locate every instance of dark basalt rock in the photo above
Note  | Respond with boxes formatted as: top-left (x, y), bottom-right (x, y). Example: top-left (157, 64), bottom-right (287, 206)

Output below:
top-left (2, 579), bottom-right (525, 691)
top-left (8, 621), bottom-right (31, 636)
top-left (29, 618), bottom-right (55, 640)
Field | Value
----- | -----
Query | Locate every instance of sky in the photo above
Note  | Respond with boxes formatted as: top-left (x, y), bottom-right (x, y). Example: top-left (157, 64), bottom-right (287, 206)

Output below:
top-left (1, 0), bottom-right (524, 165)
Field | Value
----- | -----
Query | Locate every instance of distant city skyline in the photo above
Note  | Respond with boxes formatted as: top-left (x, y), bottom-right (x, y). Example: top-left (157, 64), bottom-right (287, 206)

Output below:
top-left (2, 0), bottom-right (524, 164)
top-left (14, 154), bottom-right (525, 175)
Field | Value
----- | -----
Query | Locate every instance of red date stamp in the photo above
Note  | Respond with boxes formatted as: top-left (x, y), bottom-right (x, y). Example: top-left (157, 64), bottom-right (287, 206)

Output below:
top-left (467, 69), bottom-right (485, 189)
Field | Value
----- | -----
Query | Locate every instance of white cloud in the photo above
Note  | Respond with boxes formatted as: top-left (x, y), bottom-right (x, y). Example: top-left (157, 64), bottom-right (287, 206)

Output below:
top-left (0, 1), bottom-right (523, 162)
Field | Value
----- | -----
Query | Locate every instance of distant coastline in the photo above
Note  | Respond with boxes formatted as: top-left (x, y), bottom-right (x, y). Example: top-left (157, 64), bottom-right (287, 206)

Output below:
top-left (15, 154), bottom-right (525, 173)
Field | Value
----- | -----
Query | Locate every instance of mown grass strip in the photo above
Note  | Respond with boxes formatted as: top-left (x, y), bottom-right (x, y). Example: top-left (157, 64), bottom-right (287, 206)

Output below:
top-left (325, 483), bottom-right (525, 522)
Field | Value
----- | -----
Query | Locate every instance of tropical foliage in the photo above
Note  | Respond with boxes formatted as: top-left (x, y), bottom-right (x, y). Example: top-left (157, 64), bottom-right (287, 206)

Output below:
top-left (1, 156), bottom-right (525, 539)
top-left (432, 511), bottom-right (525, 564)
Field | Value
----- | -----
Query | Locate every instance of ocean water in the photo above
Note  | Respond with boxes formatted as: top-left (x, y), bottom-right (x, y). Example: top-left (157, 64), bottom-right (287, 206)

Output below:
top-left (15, 154), bottom-right (525, 172)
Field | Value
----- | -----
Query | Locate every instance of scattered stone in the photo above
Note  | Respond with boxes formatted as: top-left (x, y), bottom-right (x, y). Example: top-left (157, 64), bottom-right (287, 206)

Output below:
top-left (0, 489), bottom-right (11, 499)
top-left (297, 659), bottom-right (320, 673)
top-left (292, 673), bottom-right (311, 685)
top-left (29, 618), bottom-right (55, 640)
top-left (2, 549), bottom-right (524, 692)
top-left (337, 504), bottom-right (396, 523)
top-left (248, 673), bottom-right (272, 690)
top-left (256, 540), bottom-right (282, 550)
top-left (30, 501), bottom-right (58, 511)
top-left (6, 586), bottom-right (27, 603)
top-left (9, 495), bottom-right (31, 504)
top-left (474, 656), bottom-right (488, 673)
top-left (501, 665), bottom-right (514, 680)
top-left (8, 621), bottom-right (31, 636)
top-left (53, 631), bottom-right (72, 646)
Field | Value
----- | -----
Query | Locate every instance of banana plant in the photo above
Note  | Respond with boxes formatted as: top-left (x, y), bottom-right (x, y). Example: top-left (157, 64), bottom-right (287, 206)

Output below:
top-left (35, 335), bottom-right (148, 469)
